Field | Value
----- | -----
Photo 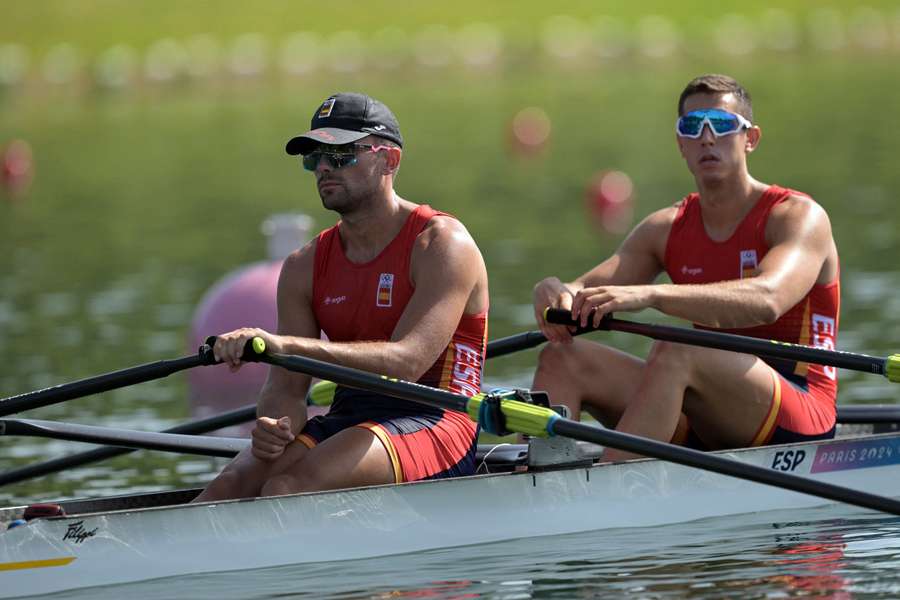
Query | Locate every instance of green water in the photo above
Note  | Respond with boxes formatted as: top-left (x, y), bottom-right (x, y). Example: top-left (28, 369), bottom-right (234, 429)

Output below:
top-left (1, 6), bottom-right (900, 507)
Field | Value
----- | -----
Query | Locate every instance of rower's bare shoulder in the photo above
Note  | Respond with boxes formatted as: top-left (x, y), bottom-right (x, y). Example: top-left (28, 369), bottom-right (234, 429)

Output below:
top-left (416, 214), bottom-right (481, 256)
top-left (629, 205), bottom-right (679, 241)
top-left (769, 193), bottom-right (833, 236)
top-left (646, 205), bottom-right (680, 227)
top-left (279, 237), bottom-right (317, 295)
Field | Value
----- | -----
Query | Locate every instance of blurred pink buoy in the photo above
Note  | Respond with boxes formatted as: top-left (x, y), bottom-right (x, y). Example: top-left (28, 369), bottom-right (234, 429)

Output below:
top-left (188, 214), bottom-right (313, 433)
top-left (508, 107), bottom-right (551, 158)
top-left (585, 170), bottom-right (635, 234)
top-left (1, 139), bottom-right (34, 201)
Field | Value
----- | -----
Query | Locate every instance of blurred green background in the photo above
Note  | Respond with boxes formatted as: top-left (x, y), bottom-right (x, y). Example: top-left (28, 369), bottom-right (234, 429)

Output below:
top-left (1, 1), bottom-right (899, 502)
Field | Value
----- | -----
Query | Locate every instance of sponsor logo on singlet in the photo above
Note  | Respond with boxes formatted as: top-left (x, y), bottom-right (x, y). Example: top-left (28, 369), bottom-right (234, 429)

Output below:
top-left (681, 265), bottom-right (703, 276)
top-left (740, 249), bottom-right (758, 278)
top-left (451, 342), bottom-right (482, 397)
top-left (376, 273), bottom-right (394, 307)
top-left (324, 295), bottom-right (347, 305)
top-left (811, 313), bottom-right (837, 380)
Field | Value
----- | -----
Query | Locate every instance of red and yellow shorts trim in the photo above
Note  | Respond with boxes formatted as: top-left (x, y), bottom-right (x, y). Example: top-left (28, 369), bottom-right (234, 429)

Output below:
top-left (296, 406), bottom-right (478, 483)
top-left (673, 370), bottom-right (836, 450)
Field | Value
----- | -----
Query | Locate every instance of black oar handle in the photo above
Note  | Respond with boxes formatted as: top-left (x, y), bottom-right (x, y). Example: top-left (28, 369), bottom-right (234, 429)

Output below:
top-left (544, 308), bottom-right (895, 379)
top-left (202, 336), bottom-right (266, 363)
top-left (486, 331), bottom-right (547, 359)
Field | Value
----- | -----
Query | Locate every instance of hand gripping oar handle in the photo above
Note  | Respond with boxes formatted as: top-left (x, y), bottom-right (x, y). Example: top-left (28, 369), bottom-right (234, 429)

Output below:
top-left (543, 308), bottom-right (900, 382)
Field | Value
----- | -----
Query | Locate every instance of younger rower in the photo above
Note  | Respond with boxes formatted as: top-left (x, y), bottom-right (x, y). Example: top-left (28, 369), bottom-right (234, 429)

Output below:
top-left (532, 74), bottom-right (840, 461)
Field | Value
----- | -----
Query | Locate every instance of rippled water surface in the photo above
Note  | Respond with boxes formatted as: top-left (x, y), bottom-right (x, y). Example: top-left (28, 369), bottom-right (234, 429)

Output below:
top-left (2, 31), bottom-right (900, 598)
top-left (44, 506), bottom-right (900, 599)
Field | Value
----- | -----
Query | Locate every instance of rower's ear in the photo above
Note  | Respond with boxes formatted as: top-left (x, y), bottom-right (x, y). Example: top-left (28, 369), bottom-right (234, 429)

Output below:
top-left (745, 125), bottom-right (761, 154)
top-left (382, 147), bottom-right (401, 175)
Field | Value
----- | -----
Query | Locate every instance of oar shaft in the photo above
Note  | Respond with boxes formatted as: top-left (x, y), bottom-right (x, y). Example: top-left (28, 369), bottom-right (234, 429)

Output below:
top-left (544, 308), bottom-right (890, 377)
top-left (0, 419), bottom-right (248, 458)
top-left (550, 418), bottom-right (900, 516)
top-left (0, 404), bottom-right (257, 487)
top-left (0, 327), bottom-right (552, 485)
top-left (0, 355), bottom-right (205, 417)
top-left (837, 405), bottom-right (900, 424)
top-left (248, 339), bottom-right (900, 517)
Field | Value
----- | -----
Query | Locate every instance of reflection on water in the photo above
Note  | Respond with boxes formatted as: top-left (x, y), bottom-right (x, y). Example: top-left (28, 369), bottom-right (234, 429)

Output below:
top-left (46, 505), bottom-right (900, 599)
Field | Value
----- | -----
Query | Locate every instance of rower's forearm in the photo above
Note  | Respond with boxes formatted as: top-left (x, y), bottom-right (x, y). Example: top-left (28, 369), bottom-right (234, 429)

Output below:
top-left (278, 336), bottom-right (427, 382)
top-left (651, 281), bottom-right (779, 328)
top-left (256, 388), bottom-right (307, 430)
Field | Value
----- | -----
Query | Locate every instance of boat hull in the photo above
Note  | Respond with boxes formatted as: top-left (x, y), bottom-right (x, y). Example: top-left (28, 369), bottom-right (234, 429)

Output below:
top-left (3, 432), bottom-right (900, 597)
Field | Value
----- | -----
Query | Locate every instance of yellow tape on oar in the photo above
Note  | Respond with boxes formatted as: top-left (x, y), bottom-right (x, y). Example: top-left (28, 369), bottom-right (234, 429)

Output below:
top-left (308, 380), bottom-right (337, 406)
top-left (467, 393), bottom-right (560, 438)
top-left (888, 355), bottom-right (900, 383)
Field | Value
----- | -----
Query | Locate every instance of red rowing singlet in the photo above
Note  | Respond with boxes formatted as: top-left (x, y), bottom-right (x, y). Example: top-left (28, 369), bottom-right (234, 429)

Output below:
top-left (664, 185), bottom-right (840, 403)
top-left (312, 204), bottom-right (488, 396)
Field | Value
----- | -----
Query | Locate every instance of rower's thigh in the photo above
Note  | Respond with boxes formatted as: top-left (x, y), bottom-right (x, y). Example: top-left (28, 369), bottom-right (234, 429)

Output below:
top-left (536, 339), bottom-right (645, 416)
top-left (667, 344), bottom-right (776, 448)
top-left (285, 426), bottom-right (395, 491)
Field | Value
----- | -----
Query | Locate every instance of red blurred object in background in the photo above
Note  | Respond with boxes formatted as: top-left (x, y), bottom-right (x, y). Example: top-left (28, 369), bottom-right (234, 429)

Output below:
top-left (585, 170), bottom-right (635, 234)
top-left (1, 139), bottom-right (34, 201)
top-left (508, 107), bottom-right (551, 158)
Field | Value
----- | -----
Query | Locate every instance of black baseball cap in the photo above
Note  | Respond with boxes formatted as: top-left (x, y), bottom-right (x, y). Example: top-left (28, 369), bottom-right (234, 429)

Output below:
top-left (285, 92), bottom-right (403, 156)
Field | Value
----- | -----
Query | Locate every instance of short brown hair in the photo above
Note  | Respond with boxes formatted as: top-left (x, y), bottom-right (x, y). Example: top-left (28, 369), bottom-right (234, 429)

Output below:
top-left (678, 74), bottom-right (753, 122)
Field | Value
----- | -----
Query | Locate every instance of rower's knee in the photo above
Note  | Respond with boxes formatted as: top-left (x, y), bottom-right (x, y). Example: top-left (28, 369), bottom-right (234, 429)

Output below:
top-left (645, 341), bottom-right (696, 380)
top-left (535, 343), bottom-right (578, 377)
top-left (260, 461), bottom-right (326, 496)
top-left (195, 464), bottom-right (251, 502)
top-left (260, 473), bottom-right (302, 497)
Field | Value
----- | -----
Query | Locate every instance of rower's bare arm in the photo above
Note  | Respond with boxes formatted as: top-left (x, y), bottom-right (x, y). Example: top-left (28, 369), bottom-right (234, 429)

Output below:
top-left (651, 195), bottom-right (836, 328)
top-left (387, 218), bottom-right (487, 380)
top-left (256, 240), bottom-right (319, 426)
top-left (211, 241), bottom-right (318, 432)
top-left (225, 217), bottom-right (484, 383)
top-left (579, 208), bottom-right (673, 288)
top-left (537, 208), bottom-right (672, 339)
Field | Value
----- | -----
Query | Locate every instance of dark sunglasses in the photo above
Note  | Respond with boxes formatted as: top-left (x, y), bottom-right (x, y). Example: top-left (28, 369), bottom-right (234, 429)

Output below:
top-left (301, 143), bottom-right (390, 172)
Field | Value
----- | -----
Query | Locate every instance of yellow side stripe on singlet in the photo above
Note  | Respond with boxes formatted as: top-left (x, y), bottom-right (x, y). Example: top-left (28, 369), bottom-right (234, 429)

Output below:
top-left (751, 372), bottom-right (782, 447)
top-left (0, 556), bottom-right (76, 571)
top-left (793, 299), bottom-right (811, 378)
top-left (438, 342), bottom-right (456, 391)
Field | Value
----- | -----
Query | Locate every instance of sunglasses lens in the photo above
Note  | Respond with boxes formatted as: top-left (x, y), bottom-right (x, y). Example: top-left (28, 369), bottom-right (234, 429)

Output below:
top-left (707, 112), bottom-right (740, 135)
top-left (333, 154), bottom-right (358, 169)
top-left (302, 153), bottom-right (320, 171)
top-left (301, 152), bottom-right (358, 171)
top-left (677, 115), bottom-right (704, 137)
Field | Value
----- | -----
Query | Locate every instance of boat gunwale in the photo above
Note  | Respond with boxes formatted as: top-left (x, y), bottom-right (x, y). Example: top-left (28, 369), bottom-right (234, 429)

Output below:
top-left (3, 429), bottom-right (898, 525)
